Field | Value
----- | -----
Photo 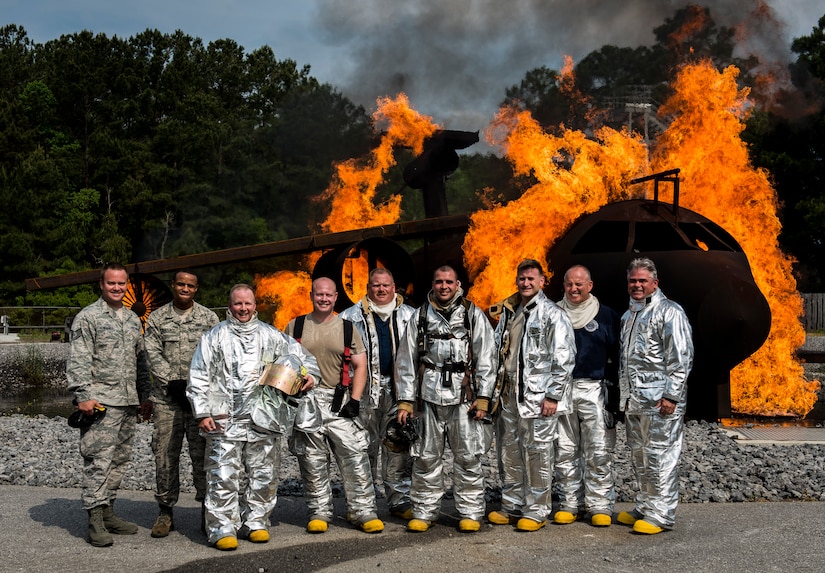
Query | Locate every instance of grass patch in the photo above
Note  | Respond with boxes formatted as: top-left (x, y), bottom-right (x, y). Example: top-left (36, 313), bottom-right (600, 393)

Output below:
top-left (12, 346), bottom-right (47, 386)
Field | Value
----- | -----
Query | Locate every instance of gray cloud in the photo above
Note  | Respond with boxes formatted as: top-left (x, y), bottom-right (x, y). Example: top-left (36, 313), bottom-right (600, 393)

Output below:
top-left (315, 0), bottom-right (822, 129)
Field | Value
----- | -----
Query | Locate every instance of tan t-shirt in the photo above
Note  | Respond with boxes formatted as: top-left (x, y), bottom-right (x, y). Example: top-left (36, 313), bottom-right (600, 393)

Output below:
top-left (286, 314), bottom-right (366, 389)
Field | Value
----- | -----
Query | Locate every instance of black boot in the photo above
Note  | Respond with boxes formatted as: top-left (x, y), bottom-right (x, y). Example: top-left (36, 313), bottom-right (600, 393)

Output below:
top-left (102, 502), bottom-right (138, 535)
top-left (87, 506), bottom-right (113, 547)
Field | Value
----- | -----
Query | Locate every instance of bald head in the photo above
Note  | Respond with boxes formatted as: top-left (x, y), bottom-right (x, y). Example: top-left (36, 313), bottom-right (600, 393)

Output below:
top-left (311, 277), bottom-right (338, 317)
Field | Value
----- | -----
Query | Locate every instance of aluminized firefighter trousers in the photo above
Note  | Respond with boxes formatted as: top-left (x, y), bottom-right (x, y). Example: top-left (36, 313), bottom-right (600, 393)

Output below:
top-left (360, 378), bottom-right (412, 511)
top-left (203, 434), bottom-right (280, 544)
top-left (625, 411), bottom-right (684, 529)
top-left (290, 387), bottom-right (378, 525)
top-left (410, 401), bottom-right (492, 523)
top-left (555, 378), bottom-right (615, 516)
top-left (494, 385), bottom-right (557, 522)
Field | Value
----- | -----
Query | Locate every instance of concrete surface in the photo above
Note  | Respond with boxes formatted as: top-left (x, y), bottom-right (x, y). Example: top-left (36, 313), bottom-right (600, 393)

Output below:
top-left (1, 485), bottom-right (823, 573)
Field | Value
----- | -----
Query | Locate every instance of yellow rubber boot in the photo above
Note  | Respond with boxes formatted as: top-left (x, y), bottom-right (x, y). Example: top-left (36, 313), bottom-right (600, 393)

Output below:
top-left (248, 529), bottom-right (270, 543)
top-left (617, 511), bottom-right (639, 526)
top-left (516, 518), bottom-right (546, 532)
top-left (307, 519), bottom-right (328, 533)
top-left (591, 514), bottom-right (612, 527)
top-left (359, 519), bottom-right (385, 533)
top-left (633, 520), bottom-right (664, 535)
top-left (215, 536), bottom-right (238, 551)
top-left (553, 510), bottom-right (577, 524)
top-left (458, 519), bottom-right (480, 532)
top-left (407, 519), bottom-right (432, 532)
top-left (487, 511), bottom-right (518, 525)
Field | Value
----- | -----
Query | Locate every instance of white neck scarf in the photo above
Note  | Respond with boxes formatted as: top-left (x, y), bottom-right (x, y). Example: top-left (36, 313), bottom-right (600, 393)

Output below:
top-left (557, 294), bottom-right (600, 329)
top-left (368, 296), bottom-right (397, 321)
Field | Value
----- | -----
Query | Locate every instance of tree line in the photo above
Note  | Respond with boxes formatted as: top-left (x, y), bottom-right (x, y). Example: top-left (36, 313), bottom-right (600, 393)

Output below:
top-left (1, 6), bottom-right (823, 310)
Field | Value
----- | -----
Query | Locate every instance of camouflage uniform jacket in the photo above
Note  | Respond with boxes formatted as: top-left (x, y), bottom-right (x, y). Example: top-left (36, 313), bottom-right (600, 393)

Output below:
top-left (144, 301), bottom-right (219, 402)
top-left (66, 297), bottom-right (150, 406)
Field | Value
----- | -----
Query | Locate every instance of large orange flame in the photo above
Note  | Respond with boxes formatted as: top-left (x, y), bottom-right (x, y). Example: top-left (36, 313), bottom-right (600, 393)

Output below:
top-left (465, 106), bottom-right (648, 309)
top-left (650, 61), bottom-right (819, 416)
top-left (465, 59), bottom-right (819, 416)
top-left (256, 94), bottom-right (438, 330)
top-left (257, 62), bottom-right (817, 416)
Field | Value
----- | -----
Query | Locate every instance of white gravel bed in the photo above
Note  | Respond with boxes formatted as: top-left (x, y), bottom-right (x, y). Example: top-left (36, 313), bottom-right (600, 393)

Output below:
top-left (1, 414), bottom-right (824, 504)
top-left (1, 340), bottom-right (824, 504)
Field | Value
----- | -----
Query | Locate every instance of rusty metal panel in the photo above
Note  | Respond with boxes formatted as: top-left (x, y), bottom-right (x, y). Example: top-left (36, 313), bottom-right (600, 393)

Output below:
top-left (24, 215), bottom-right (470, 291)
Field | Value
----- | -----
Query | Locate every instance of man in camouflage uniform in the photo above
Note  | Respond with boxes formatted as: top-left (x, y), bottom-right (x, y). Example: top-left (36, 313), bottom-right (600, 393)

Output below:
top-left (144, 270), bottom-right (219, 537)
top-left (66, 263), bottom-right (151, 547)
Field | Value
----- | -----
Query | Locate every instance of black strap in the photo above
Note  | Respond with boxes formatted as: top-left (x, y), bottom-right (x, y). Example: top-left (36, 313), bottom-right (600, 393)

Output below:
top-left (416, 303), bottom-right (429, 358)
top-left (341, 318), bottom-right (353, 387)
top-left (293, 315), bottom-right (306, 342)
top-left (517, 301), bottom-right (537, 403)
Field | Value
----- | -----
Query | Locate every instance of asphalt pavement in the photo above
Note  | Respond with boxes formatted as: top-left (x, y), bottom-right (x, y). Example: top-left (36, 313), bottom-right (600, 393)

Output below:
top-left (1, 485), bottom-right (823, 573)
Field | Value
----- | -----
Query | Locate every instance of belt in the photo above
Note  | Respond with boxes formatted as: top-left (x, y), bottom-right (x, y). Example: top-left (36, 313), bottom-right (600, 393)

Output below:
top-left (428, 333), bottom-right (463, 340)
top-left (423, 362), bottom-right (467, 373)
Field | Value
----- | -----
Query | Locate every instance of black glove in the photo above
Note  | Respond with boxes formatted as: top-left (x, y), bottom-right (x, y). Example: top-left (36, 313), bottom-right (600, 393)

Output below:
top-left (338, 398), bottom-right (360, 418)
top-left (167, 379), bottom-right (191, 412)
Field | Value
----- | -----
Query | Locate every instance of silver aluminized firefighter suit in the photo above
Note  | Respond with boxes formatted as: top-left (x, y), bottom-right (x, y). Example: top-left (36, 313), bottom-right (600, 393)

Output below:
top-left (339, 294), bottom-right (416, 513)
top-left (619, 288), bottom-right (693, 529)
top-left (188, 312), bottom-right (320, 544)
top-left (286, 314), bottom-right (379, 528)
top-left (395, 289), bottom-right (497, 523)
top-left (554, 296), bottom-right (620, 521)
top-left (492, 291), bottom-right (575, 524)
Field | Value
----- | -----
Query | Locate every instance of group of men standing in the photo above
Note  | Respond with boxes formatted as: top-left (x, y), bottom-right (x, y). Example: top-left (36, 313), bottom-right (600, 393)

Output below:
top-left (66, 255), bottom-right (693, 550)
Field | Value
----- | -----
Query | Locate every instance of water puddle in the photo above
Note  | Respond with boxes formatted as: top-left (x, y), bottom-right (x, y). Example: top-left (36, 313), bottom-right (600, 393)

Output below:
top-left (0, 387), bottom-right (75, 417)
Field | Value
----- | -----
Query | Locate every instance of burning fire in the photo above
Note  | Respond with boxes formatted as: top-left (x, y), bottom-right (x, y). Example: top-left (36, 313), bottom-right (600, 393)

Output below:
top-left (651, 62), bottom-right (819, 416)
top-left (464, 58), bottom-right (649, 306)
top-left (465, 60), bottom-right (818, 417)
top-left (464, 109), bottom-right (648, 308)
top-left (255, 270), bottom-right (313, 330)
top-left (256, 60), bottom-right (817, 416)
top-left (256, 94), bottom-right (439, 330)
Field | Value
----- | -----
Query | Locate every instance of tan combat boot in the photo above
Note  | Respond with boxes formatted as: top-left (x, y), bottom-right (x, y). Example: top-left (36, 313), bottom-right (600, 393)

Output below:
top-left (87, 506), bottom-right (113, 547)
top-left (151, 506), bottom-right (174, 538)
top-left (102, 502), bottom-right (139, 535)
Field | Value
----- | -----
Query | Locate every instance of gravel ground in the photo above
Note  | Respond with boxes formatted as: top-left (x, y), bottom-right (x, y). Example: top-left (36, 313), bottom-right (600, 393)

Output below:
top-left (2, 414), bottom-right (824, 504)
top-left (1, 340), bottom-right (825, 504)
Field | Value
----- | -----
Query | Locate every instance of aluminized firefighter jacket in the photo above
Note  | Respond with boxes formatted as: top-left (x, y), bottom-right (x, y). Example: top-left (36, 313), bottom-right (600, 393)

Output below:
top-left (619, 287), bottom-right (693, 529)
top-left (187, 312), bottom-right (320, 543)
top-left (394, 289), bottom-right (497, 523)
top-left (493, 291), bottom-right (575, 417)
top-left (339, 294), bottom-right (416, 512)
top-left (491, 290), bottom-right (575, 523)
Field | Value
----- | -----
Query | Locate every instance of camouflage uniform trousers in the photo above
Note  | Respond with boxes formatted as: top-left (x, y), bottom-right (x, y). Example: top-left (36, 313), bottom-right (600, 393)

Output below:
top-left (151, 399), bottom-right (207, 507)
top-left (80, 405), bottom-right (137, 510)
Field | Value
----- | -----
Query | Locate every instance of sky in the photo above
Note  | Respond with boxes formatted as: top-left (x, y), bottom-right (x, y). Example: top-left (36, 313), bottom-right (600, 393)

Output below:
top-left (4, 1), bottom-right (824, 133)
